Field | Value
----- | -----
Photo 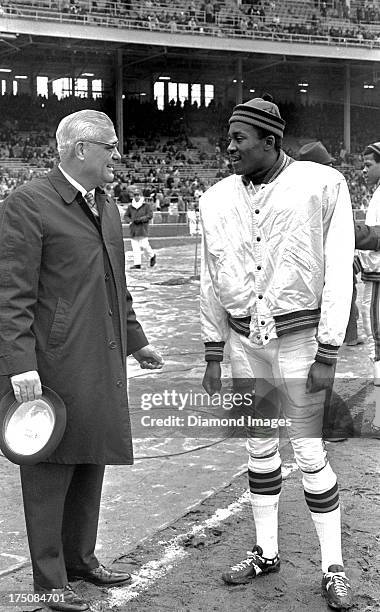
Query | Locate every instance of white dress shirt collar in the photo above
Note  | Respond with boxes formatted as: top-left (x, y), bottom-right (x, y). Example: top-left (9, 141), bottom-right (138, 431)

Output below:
top-left (58, 164), bottom-right (95, 198)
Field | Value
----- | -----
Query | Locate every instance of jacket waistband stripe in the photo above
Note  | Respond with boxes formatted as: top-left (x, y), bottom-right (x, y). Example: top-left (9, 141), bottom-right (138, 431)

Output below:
top-left (362, 271), bottom-right (380, 282)
top-left (228, 309), bottom-right (320, 338)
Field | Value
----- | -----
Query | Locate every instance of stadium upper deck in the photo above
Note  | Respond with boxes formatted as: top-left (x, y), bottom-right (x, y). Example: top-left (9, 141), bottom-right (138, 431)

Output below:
top-left (2, 0), bottom-right (380, 49)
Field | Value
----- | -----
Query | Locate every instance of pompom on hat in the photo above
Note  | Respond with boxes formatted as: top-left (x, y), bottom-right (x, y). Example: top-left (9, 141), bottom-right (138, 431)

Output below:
top-left (229, 93), bottom-right (285, 138)
top-left (298, 141), bottom-right (335, 165)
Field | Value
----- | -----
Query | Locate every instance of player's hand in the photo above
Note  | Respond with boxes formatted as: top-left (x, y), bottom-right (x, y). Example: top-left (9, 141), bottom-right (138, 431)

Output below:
top-left (202, 361), bottom-right (222, 396)
top-left (306, 361), bottom-right (335, 393)
top-left (133, 345), bottom-right (164, 369)
top-left (10, 370), bottom-right (42, 403)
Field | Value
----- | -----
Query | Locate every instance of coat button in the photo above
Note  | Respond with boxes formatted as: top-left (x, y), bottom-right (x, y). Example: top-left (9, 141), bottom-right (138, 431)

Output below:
top-left (261, 321), bottom-right (265, 325)
top-left (257, 265), bottom-right (261, 270)
top-left (255, 209), bottom-right (260, 214)
top-left (109, 341), bottom-right (117, 349)
top-left (258, 294), bottom-right (263, 299)
top-left (256, 236), bottom-right (261, 242)
top-left (105, 273), bottom-right (110, 281)
top-left (116, 380), bottom-right (123, 387)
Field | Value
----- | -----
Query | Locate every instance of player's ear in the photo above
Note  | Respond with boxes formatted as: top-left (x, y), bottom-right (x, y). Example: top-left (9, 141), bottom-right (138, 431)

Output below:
top-left (264, 135), bottom-right (275, 150)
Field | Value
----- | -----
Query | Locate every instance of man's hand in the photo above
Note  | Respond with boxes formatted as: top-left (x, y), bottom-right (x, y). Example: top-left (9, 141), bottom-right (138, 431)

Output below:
top-left (132, 345), bottom-right (164, 369)
top-left (202, 361), bottom-right (222, 396)
top-left (306, 361), bottom-right (335, 393)
top-left (10, 370), bottom-right (42, 403)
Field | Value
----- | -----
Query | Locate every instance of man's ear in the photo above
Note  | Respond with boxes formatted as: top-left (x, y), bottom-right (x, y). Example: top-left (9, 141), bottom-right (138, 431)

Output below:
top-left (74, 141), bottom-right (85, 161)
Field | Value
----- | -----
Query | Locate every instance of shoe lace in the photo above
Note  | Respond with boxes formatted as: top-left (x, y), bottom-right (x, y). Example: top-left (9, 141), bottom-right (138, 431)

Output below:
top-left (328, 573), bottom-right (349, 597)
top-left (231, 551), bottom-right (257, 571)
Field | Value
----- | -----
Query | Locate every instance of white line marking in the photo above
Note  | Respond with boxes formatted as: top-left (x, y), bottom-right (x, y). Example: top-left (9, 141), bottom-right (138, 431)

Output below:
top-left (104, 491), bottom-right (250, 609)
top-left (0, 553), bottom-right (29, 577)
top-left (281, 461), bottom-right (299, 479)
top-left (101, 450), bottom-right (297, 608)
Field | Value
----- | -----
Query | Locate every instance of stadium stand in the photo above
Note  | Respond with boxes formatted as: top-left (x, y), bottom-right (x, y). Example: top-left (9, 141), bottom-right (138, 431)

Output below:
top-left (2, 0), bottom-right (380, 48)
top-left (0, 0), bottom-right (377, 217)
top-left (0, 93), bottom-right (373, 214)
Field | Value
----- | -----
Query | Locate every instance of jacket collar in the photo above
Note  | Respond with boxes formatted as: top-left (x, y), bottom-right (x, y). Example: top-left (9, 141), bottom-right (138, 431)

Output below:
top-left (47, 165), bottom-right (108, 205)
top-left (242, 150), bottom-right (294, 187)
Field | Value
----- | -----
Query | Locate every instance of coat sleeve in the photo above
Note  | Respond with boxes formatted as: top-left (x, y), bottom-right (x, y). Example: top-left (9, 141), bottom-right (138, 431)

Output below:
top-left (125, 287), bottom-right (148, 355)
top-left (316, 176), bottom-right (355, 364)
top-left (0, 189), bottom-right (42, 375)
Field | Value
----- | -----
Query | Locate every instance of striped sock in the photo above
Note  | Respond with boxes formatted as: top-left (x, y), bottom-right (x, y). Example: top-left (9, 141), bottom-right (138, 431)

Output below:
top-left (303, 463), bottom-right (343, 572)
top-left (248, 453), bottom-right (282, 559)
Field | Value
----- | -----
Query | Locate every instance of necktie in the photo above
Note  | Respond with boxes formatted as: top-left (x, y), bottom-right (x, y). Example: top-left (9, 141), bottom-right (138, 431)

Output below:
top-left (84, 191), bottom-right (99, 217)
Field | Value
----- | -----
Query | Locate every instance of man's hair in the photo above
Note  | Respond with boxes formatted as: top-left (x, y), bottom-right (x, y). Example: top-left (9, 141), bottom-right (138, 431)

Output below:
top-left (254, 126), bottom-right (282, 153)
top-left (56, 110), bottom-right (114, 161)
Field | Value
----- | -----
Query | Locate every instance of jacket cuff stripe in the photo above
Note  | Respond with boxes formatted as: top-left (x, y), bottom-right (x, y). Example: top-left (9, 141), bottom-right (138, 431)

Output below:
top-left (205, 341), bottom-right (225, 362)
top-left (315, 343), bottom-right (339, 365)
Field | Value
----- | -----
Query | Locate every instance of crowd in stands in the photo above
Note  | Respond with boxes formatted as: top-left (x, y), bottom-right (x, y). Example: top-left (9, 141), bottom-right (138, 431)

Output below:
top-left (0, 93), bottom-right (374, 211)
top-left (4, 0), bottom-right (380, 48)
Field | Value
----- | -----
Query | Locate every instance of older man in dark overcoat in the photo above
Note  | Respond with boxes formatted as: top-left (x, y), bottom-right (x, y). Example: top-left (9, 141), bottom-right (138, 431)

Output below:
top-left (0, 110), bottom-right (162, 612)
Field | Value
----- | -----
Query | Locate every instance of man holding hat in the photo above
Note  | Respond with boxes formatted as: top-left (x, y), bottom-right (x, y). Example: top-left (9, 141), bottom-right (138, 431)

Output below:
top-left (200, 96), bottom-right (354, 609)
top-left (0, 110), bottom-right (163, 611)
top-left (358, 141), bottom-right (380, 438)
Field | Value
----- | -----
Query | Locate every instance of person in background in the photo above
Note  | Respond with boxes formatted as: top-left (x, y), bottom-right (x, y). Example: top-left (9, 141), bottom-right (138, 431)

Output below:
top-left (298, 140), bottom-right (380, 347)
top-left (177, 193), bottom-right (188, 225)
top-left (358, 141), bottom-right (380, 438)
top-left (124, 188), bottom-right (156, 270)
top-left (299, 141), bottom-right (380, 442)
top-left (119, 184), bottom-right (131, 204)
top-left (0, 110), bottom-right (163, 612)
top-left (159, 192), bottom-right (170, 223)
top-left (200, 96), bottom-right (354, 610)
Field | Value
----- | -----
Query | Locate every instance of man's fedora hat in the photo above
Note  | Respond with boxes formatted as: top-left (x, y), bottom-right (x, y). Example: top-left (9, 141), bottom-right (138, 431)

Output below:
top-left (0, 386), bottom-right (66, 465)
top-left (298, 141), bottom-right (335, 165)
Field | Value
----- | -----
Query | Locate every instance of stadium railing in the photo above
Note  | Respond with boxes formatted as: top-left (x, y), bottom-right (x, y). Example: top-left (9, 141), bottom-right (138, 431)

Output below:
top-left (3, 0), bottom-right (380, 49)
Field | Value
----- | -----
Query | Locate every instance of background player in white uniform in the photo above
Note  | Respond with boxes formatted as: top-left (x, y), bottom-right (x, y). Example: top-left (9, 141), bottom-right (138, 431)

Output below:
top-left (358, 141), bottom-right (380, 437)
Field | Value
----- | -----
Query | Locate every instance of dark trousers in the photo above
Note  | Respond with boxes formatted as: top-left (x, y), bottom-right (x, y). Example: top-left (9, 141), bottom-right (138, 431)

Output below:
top-left (20, 463), bottom-right (105, 590)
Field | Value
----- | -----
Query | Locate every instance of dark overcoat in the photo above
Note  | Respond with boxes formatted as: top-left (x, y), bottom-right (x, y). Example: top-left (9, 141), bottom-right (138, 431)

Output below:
top-left (124, 201), bottom-right (153, 238)
top-left (0, 166), bottom-right (147, 464)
